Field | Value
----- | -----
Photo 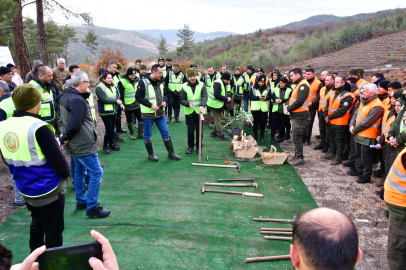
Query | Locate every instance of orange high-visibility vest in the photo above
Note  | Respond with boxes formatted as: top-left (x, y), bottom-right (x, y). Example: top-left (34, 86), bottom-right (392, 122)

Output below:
top-left (355, 98), bottom-right (383, 139)
top-left (288, 80), bottom-right (311, 113)
top-left (309, 78), bottom-right (321, 104)
top-left (384, 147), bottom-right (406, 207)
top-left (356, 78), bottom-right (368, 89)
top-left (382, 109), bottom-right (396, 142)
top-left (327, 92), bottom-right (355, 126)
top-left (352, 89), bottom-right (360, 97)
top-left (318, 86), bottom-right (333, 112)
top-left (381, 97), bottom-right (391, 110)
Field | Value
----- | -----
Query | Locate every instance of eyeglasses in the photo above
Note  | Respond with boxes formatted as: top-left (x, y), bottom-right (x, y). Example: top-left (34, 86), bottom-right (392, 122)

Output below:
top-left (83, 81), bottom-right (90, 84)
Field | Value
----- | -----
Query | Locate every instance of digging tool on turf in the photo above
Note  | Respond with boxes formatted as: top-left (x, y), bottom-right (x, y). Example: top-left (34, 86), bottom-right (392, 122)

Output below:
top-left (198, 112), bottom-right (204, 163)
top-left (204, 182), bottom-right (258, 191)
top-left (253, 218), bottom-right (294, 223)
top-left (218, 177), bottom-right (255, 182)
top-left (264, 236), bottom-right (292, 241)
top-left (192, 163), bottom-right (241, 172)
top-left (245, 255), bottom-right (291, 263)
top-left (206, 155), bottom-right (250, 162)
top-left (201, 187), bottom-right (263, 197)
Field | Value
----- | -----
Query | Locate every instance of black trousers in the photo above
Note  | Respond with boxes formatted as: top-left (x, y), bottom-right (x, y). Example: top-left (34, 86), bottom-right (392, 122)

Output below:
top-left (252, 110), bottom-right (268, 137)
top-left (384, 142), bottom-right (398, 176)
top-left (125, 108), bottom-right (142, 124)
top-left (26, 195), bottom-right (65, 252)
top-left (305, 109), bottom-right (317, 137)
top-left (328, 126), bottom-right (345, 156)
top-left (355, 142), bottom-right (374, 178)
top-left (168, 91), bottom-right (180, 118)
top-left (387, 215), bottom-right (406, 270)
top-left (186, 114), bottom-right (203, 148)
top-left (101, 115), bottom-right (116, 147)
top-left (271, 112), bottom-right (290, 138)
top-left (317, 110), bottom-right (327, 142)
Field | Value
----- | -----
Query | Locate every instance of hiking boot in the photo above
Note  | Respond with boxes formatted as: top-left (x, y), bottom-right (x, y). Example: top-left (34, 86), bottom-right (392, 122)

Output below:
top-left (138, 122), bottom-right (144, 138)
top-left (341, 151), bottom-right (349, 161)
top-left (330, 155), bottom-right (342, 165)
top-left (109, 144), bottom-right (120, 151)
top-left (356, 176), bottom-right (371, 184)
top-left (76, 203), bottom-right (87, 211)
top-left (375, 188), bottom-right (384, 200)
top-left (373, 169), bottom-right (385, 178)
top-left (283, 134), bottom-right (291, 140)
top-left (314, 142), bottom-right (324, 150)
top-left (321, 142), bottom-right (329, 153)
top-left (290, 157), bottom-right (305, 166)
top-left (175, 117), bottom-right (181, 123)
top-left (383, 210), bottom-right (389, 218)
top-left (8, 200), bottom-right (26, 208)
top-left (271, 137), bottom-right (276, 143)
top-left (144, 139), bottom-right (159, 162)
top-left (347, 170), bottom-right (362, 177)
top-left (163, 137), bottom-right (181, 160)
top-left (343, 161), bottom-right (354, 167)
top-left (86, 205), bottom-right (111, 218)
top-left (103, 146), bottom-right (111, 154)
top-left (167, 117), bottom-right (172, 124)
top-left (116, 116), bottom-right (127, 133)
top-left (115, 135), bottom-right (124, 142)
top-left (305, 136), bottom-right (311, 145)
top-left (321, 152), bottom-right (335, 160)
top-left (185, 147), bottom-right (193, 154)
top-left (210, 131), bottom-right (218, 137)
top-left (260, 135), bottom-right (265, 143)
top-left (128, 123), bottom-right (137, 140)
top-left (277, 137), bottom-right (284, 143)
top-left (217, 135), bottom-right (229, 141)
top-left (374, 178), bottom-right (385, 187)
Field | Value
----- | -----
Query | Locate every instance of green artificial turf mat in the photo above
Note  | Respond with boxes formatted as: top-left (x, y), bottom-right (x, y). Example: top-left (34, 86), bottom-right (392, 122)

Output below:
top-left (0, 111), bottom-right (317, 269)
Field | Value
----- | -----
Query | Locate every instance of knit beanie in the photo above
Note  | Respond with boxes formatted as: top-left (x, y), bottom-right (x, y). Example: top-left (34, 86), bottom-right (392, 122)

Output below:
top-left (246, 65), bottom-right (253, 71)
top-left (187, 68), bottom-right (197, 77)
top-left (379, 80), bottom-right (390, 91)
top-left (127, 68), bottom-right (136, 75)
top-left (235, 67), bottom-right (241, 72)
top-left (257, 68), bottom-right (264, 73)
top-left (117, 63), bottom-right (122, 70)
top-left (222, 72), bottom-right (231, 80)
top-left (190, 64), bottom-right (197, 68)
top-left (258, 74), bottom-right (267, 82)
top-left (392, 88), bottom-right (405, 99)
top-left (0, 66), bottom-right (12, 75)
top-left (358, 67), bottom-right (365, 78)
top-left (12, 84), bottom-right (42, 111)
top-left (139, 64), bottom-right (147, 70)
top-left (6, 63), bottom-right (15, 69)
top-left (348, 67), bottom-right (359, 76)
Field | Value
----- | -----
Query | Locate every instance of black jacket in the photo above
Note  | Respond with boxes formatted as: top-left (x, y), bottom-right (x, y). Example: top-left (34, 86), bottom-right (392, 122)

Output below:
top-left (136, 76), bottom-right (167, 119)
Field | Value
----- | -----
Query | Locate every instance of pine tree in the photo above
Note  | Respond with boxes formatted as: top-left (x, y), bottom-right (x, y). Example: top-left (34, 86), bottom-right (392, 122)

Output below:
top-left (61, 25), bottom-right (78, 64)
top-left (176, 24), bottom-right (195, 60)
top-left (157, 34), bottom-right (168, 56)
top-left (82, 29), bottom-right (98, 63)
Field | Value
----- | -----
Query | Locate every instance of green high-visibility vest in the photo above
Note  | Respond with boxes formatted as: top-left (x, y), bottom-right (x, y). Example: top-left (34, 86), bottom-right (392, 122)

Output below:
top-left (112, 74), bottom-right (121, 85)
top-left (205, 74), bottom-right (216, 90)
top-left (232, 76), bottom-right (245, 97)
top-left (183, 82), bottom-right (203, 115)
top-left (243, 72), bottom-right (257, 91)
top-left (140, 79), bottom-right (164, 114)
top-left (0, 97), bottom-right (15, 119)
top-left (187, 71), bottom-right (202, 82)
top-left (121, 78), bottom-right (137, 105)
top-left (29, 80), bottom-right (55, 121)
top-left (0, 116), bottom-right (60, 198)
top-left (207, 79), bottom-right (225, 109)
top-left (251, 87), bottom-right (269, 112)
top-left (272, 87), bottom-right (292, 115)
top-left (96, 83), bottom-right (116, 116)
top-left (168, 71), bottom-right (184, 93)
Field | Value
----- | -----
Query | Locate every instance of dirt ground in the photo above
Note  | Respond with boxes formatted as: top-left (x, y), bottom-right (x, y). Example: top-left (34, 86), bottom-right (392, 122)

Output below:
top-left (0, 92), bottom-right (389, 269)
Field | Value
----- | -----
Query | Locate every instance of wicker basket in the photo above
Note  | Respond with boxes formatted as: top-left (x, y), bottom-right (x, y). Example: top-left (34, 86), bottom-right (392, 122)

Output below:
top-left (261, 146), bottom-right (289, 165)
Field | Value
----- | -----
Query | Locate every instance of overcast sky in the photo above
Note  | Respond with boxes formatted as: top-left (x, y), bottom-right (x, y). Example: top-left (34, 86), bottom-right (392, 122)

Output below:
top-left (22, 0), bottom-right (406, 34)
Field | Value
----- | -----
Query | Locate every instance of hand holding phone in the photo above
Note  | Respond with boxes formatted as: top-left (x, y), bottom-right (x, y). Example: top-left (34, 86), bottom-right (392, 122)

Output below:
top-left (88, 230), bottom-right (119, 270)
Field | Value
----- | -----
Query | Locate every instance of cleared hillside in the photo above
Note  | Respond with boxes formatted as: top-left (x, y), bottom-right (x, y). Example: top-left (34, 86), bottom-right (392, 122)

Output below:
top-left (281, 30), bottom-right (406, 73)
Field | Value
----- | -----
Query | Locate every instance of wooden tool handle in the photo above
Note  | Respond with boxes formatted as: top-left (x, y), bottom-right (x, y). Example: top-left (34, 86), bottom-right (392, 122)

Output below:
top-left (245, 255), bottom-right (291, 263)
top-left (204, 183), bottom-right (254, 187)
top-left (260, 231), bottom-right (292, 235)
top-left (253, 218), bottom-right (294, 222)
top-left (242, 192), bottom-right (263, 198)
top-left (261, 228), bottom-right (292, 231)
top-left (204, 189), bottom-right (243, 195)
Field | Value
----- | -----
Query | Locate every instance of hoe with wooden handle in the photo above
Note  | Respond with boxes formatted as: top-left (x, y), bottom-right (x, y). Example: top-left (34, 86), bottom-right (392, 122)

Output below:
top-left (201, 187), bottom-right (263, 197)
top-left (204, 182), bottom-right (258, 191)
top-left (192, 163), bottom-right (241, 172)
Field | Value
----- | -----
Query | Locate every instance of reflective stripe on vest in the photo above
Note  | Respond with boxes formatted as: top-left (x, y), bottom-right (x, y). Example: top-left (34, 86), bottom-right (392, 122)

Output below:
top-left (183, 82), bottom-right (204, 115)
top-left (207, 79), bottom-right (225, 109)
top-left (357, 79), bottom-right (368, 89)
top-left (288, 80), bottom-right (311, 113)
top-left (29, 80), bottom-right (55, 121)
top-left (0, 97), bottom-right (15, 119)
top-left (318, 87), bottom-right (332, 112)
top-left (327, 92), bottom-right (355, 126)
top-left (233, 76), bottom-right (245, 97)
top-left (205, 74), bottom-right (215, 90)
top-left (384, 147), bottom-right (406, 207)
top-left (355, 98), bottom-right (383, 139)
top-left (0, 116), bottom-right (60, 197)
top-left (382, 110), bottom-right (395, 141)
top-left (168, 71), bottom-right (184, 92)
top-left (96, 83), bottom-right (116, 115)
top-left (251, 87), bottom-right (269, 112)
top-left (121, 78), bottom-right (137, 105)
top-left (272, 87), bottom-right (292, 115)
top-left (243, 73), bottom-right (256, 91)
top-left (140, 78), bottom-right (164, 114)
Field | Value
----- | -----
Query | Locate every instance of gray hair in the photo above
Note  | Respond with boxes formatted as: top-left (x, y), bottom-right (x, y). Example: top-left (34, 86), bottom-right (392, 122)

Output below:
top-left (64, 79), bottom-right (72, 89)
top-left (0, 81), bottom-right (9, 94)
top-left (57, 58), bottom-right (65, 64)
top-left (364, 83), bottom-right (378, 93)
top-left (107, 61), bottom-right (117, 67)
top-left (71, 71), bottom-right (88, 87)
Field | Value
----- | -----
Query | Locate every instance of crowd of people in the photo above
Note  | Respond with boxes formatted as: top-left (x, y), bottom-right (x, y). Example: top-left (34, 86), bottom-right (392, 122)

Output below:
top-left (1, 57), bottom-right (406, 269)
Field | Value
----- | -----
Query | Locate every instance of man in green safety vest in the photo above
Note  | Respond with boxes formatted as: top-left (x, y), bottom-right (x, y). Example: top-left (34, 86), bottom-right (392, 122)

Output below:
top-left (164, 63), bottom-right (188, 123)
top-left (207, 73), bottom-right (232, 141)
top-left (136, 64), bottom-right (181, 162)
top-left (180, 68), bottom-right (208, 154)
top-left (188, 64), bottom-right (204, 82)
top-left (162, 58), bottom-right (173, 79)
top-left (243, 65), bottom-right (256, 112)
top-left (0, 84), bottom-right (70, 251)
top-left (232, 67), bottom-right (245, 111)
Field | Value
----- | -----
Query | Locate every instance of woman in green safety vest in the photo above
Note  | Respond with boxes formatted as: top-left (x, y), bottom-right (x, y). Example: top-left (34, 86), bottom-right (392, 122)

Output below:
top-left (270, 76), bottom-right (293, 143)
top-left (248, 74), bottom-right (271, 142)
top-left (95, 72), bottom-right (125, 154)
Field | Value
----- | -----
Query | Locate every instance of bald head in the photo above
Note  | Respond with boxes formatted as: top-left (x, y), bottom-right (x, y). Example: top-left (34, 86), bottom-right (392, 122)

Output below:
top-left (320, 71), bottom-right (329, 81)
top-left (37, 66), bottom-right (53, 84)
top-left (291, 207), bottom-right (361, 270)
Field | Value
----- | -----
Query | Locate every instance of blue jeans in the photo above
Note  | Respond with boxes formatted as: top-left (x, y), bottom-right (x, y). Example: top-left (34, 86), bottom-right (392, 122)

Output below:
top-left (11, 176), bottom-right (25, 203)
top-left (143, 117), bottom-right (170, 140)
top-left (70, 156), bottom-right (90, 186)
top-left (71, 153), bottom-right (103, 210)
top-left (243, 92), bottom-right (249, 112)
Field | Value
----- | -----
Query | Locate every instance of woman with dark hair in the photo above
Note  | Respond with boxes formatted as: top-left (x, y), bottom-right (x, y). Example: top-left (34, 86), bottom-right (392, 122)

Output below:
top-left (96, 72), bottom-right (125, 154)
top-left (248, 74), bottom-right (271, 142)
top-left (271, 76), bottom-right (293, 143)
